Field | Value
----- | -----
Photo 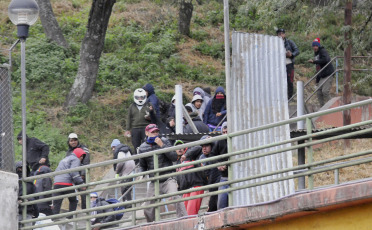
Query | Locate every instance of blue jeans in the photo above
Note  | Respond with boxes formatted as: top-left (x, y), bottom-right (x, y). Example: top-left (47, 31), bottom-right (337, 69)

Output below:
top-left (217, 177), bottom-right (229, 209)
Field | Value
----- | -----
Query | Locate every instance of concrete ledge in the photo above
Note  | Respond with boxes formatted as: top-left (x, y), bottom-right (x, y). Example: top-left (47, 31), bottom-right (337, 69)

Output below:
top-left (131, 179), bottom-right (372, 230)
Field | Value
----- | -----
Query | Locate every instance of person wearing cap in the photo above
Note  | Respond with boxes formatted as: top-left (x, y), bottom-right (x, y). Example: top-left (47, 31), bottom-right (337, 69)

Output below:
top-left (52, 148), bottom-right (87, 218)
top-left (89, 192), bottom-right (117, 229)
top-left (17, 131), bottom-right (50, 175)
top-left (203, 86), bottom-right (227, 132)
top-left (308, 38), bottom-right (335, 107)
top-left (276, 28), bottom-right (300, 100)
top-left (138, 124), bottom-right (187, 222)
top-left (66, 132), bottom-right (90, 209)
top-left (111, 139), bottom-right (135, 208)
top-left (174, 140), bottom-right (207, 215)
top-left (210, 122), bottom-right (229, 210)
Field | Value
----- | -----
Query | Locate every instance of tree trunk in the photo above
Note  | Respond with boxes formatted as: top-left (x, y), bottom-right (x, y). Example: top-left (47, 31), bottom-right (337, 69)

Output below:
top-left (178, 0), bottom-right (193, 36)
top-left (64, 0), bottom-right (116, 108)
top-left (36, 0), bottom-right (69, 48)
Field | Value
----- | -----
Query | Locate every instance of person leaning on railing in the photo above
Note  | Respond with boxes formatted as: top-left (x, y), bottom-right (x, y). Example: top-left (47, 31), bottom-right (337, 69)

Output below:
top-left (137, 124), bottom-right (187, 222)
top-left (175, 140), bottom-right (208, 215)
top-left (308, 38), bottom-right (335, 107)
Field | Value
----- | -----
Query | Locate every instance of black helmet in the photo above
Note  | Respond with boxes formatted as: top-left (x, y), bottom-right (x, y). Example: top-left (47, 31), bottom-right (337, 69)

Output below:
top-left (276, 28), bottom-right (285, 34)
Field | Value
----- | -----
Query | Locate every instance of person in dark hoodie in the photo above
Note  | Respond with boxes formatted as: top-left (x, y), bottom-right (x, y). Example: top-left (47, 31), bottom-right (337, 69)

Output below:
top-left (143, 83), bottom-right (161, 117)
top-left (16, 161), bottom-right (39, 228)
top-left (52, 148), bottom-right (87, 218)
top-left (138, 124), bottom-right (187, 222)
top-left (308, 38), bottom-right (335, 107)
top-left (175, 140), bottom-right (207, 215)
top-left (66, 132), bottom-right (90, 209)
top-left (184, 110), bottom-right (210, 134)
top-left (203, 86), bottom-right (227, 132)
top-left (111, 139), bottom-right (135, 208)
top-left (17, 131), bottom-right (50, 175)
top-left (34, 165), bottom-right (53, 216)
top-left (90, 192), bottom-right (118, 229)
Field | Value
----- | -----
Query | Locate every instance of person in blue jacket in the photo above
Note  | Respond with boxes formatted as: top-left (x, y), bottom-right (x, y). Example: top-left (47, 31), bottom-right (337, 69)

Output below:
top-left (203, 86), bottom-right (227, 132)
top-left (143, 83), bottom-right (161, 117)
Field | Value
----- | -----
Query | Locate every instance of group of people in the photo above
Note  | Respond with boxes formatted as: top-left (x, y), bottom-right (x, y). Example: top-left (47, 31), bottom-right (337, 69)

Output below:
top-left (277, 28), bottom-right (335, 106)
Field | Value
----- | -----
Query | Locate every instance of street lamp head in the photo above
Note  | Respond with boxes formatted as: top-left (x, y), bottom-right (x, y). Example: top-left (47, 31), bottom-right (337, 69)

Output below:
top-left (8, 0), bottom-right (39, 39)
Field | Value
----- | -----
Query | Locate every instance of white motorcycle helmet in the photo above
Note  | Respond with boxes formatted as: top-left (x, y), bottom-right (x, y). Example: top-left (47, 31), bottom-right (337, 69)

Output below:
top-left (134, 88), bottom-right (147, 106)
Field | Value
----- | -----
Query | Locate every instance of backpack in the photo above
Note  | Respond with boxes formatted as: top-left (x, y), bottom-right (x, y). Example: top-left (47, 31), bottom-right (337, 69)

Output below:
top-left (105, 198), bottom-right (125, 220)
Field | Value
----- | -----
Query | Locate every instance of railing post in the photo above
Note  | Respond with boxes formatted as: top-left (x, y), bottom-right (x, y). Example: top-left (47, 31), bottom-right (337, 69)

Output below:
top-left (306, 118), bottom-right (314, 189)
top-left (154, 153), bottom-right (160, 221)
top-left (85, 168), bottom-right (91, 230)
top-left (334, 169), bottom-right (339, 185)
top-left (336, 57), bottom-right (339, 94)
top-left (131, 176), bottom-right (136, 225)
top-left (22, 180), bottom-right (27, 228)
top-left (227, 134), bottom-right (233, 207)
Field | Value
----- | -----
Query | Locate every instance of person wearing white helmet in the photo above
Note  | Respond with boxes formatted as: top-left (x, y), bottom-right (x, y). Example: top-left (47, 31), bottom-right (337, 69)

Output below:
top-left (124, 88), bottom-right (156, 159)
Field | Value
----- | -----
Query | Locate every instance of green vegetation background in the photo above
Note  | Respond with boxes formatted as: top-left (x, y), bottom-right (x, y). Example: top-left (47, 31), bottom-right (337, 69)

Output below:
top-left (0, 0), bottom-right (371, 169)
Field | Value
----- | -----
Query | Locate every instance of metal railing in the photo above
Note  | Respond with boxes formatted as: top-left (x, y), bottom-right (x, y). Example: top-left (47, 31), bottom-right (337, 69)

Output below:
top-left (289, 56), bottom-right (371, 118)
top-left (18, 99), bottom-right (372, 229)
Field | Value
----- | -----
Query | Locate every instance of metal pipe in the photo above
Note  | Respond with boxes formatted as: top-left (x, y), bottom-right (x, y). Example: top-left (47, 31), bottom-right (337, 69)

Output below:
top-left (175, 85), bottom-right (183, 134)
top-left (223, 0), bottom-right (231, 132)
top-left (296, 81), bottom-right (304, 130)
top-left (336, 58), bottom-right (339, 94)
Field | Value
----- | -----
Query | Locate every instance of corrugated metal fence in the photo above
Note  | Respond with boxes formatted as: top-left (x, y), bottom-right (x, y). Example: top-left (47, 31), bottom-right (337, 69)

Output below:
top-left (229, 32), bottom-right (295, 205)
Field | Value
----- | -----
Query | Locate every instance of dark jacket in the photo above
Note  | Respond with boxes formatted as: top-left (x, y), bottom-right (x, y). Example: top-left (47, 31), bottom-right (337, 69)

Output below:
top-left (211, 139), bottom-right (228, 178)
top-left (16, 162), bottom-right (39, 217)
top-left (143, 83), bottom-right (161, 117)
top-left (54, 152), bottom-right (85, 186)
top-left (92, 198), bottom-right (116, 225)
top-left (34, 165), bottom-right (53, 211)
top-left (313, 46), bottom-right (335, 83)
top-left (138, 137), bottom-right (177, 182)
top-left (184, 115), bottom-right (210, 134)
top-left (17, 132), bottom-right (50, 172)
top-left (176, 157), bottom-right (207, 190)
top-left (167, 104), bottom-right (175, 118)
top-left (203, 87), bottom-right (227, 127)
top-left (126, 101), bottom-right (154, 130)
top-left (284, 38), bottom-right (299, 64)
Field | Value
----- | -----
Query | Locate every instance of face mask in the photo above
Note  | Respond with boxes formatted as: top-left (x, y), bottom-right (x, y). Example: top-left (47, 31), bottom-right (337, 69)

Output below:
top-left (216, 94), bottom-right (225, 99)
top-left (147, 136), bottom-right (157, 144)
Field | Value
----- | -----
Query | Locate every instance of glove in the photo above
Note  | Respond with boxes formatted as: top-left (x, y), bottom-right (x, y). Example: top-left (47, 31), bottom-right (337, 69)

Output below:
top-left (115, 174), bottom-right (120, 178)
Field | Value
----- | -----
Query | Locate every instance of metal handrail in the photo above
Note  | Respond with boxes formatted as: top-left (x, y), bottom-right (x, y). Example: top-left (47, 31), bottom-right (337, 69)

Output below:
top-left (19, 99), bottom-right (372, 229)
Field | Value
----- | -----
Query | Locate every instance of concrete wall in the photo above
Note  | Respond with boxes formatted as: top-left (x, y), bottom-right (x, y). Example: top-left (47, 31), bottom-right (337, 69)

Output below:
top-left (0, 171), bottom-right (19, 230)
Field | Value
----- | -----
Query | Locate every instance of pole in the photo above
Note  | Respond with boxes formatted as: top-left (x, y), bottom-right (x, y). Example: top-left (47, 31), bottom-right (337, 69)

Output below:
top-left (296, 81), bottom-right (304, 130)
top-left (175, 85), bottom-right (183, 134)
top-left (20, 37), bottom-right (28, 224)
top-left (223, 0), bottom-right (233, 207)
top-left (343, 0), bottom-right (352, 148)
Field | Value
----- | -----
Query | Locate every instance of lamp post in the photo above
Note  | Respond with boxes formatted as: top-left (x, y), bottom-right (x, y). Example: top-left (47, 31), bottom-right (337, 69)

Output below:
top-left (8, 0), bottom-right (39, 178)
top-left (8, 0), bottom-right (38, 224)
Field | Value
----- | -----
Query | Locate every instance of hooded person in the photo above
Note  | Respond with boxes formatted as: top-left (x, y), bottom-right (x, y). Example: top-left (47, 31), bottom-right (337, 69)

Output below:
top-left (90, 193), bottom-right (118, 229)
top-left (65, 132), bottom-right (90, 209)
top-left (203, 86), bottom-right (227, 132)
top-left (184, 111), bottom-right (210, 134)
top-left (17, 131), bottom-right (50, 175)
top-left (193, 87), bottom-right (210, 117)
top-left (308, 38), bottom-right (335, 107)
top-left (185, 94), bottom-right (205, 121)
top-left (16, 161), bottom-right (39, 228)
top-left (34, 165), bottom-right (53, 216)
top-left (52, 148), bottom-right (87, 218)
top-left (111, 139), bottom-right (135, 208)
top-left (143, 83), bottom-right (161, 117)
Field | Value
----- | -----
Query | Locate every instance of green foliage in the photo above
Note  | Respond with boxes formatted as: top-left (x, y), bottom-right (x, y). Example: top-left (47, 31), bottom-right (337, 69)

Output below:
top-left (193, 41), bottom-right (224, 59)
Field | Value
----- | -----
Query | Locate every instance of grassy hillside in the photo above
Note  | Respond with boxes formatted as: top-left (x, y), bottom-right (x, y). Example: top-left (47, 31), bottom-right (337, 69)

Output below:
top-left (0, 0), bottom-right (371, 170)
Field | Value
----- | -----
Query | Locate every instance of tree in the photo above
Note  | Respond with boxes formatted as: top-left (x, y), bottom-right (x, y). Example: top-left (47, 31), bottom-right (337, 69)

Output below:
top-left (36, 0), bottom-right (69, 48)
top-left (64, 0), bottom-right (116, 108)
top-left (177, 0), bottom-right (202, 37)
